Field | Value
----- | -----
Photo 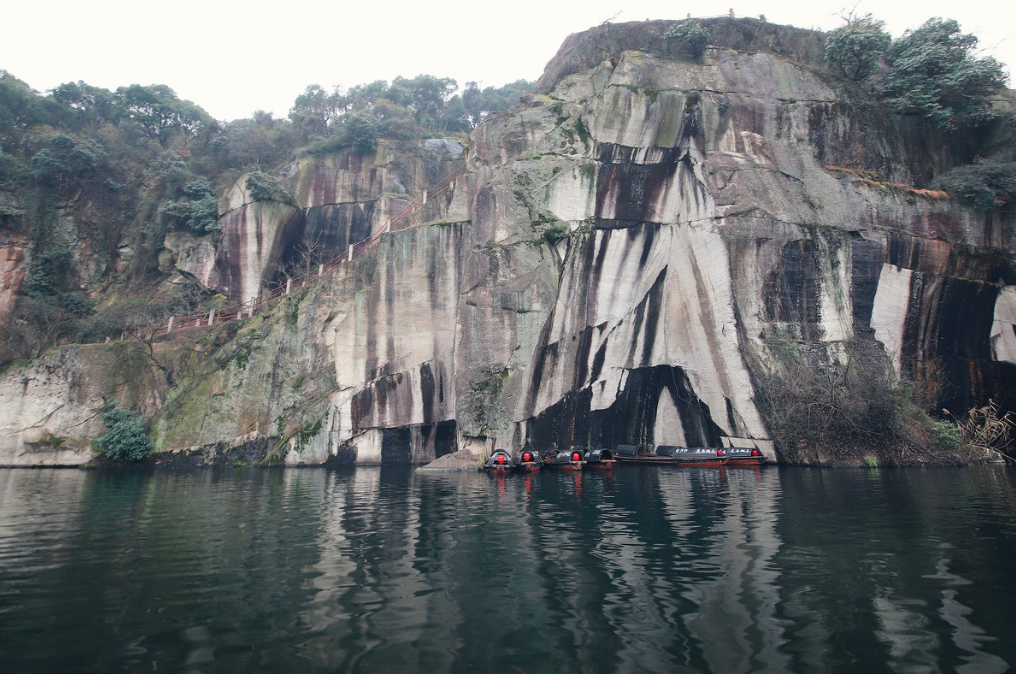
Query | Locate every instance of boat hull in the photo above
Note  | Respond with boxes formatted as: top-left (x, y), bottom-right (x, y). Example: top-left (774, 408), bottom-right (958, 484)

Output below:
top-left (543, 450), bottom-right (585, 471)
top-left (725, 457), bottom-right (766, 468)
top-left (616, 456), bottom-right (728, 467)
top-left (545, 462), bottom-right (583, 471)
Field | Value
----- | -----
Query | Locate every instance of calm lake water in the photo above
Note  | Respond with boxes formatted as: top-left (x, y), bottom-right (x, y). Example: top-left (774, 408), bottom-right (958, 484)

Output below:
top-left (0, 465), bottom-right (1014, 674)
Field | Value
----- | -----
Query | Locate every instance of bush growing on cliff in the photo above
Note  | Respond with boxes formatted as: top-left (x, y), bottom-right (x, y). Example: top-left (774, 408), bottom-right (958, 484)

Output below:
top-left (930, 156), bottom-right (1016, 211)
top-left (344, 114), bottom-right (379, 153)
top-left (664, 20), bottom-right (710, 58)
top-left (159, 177), bottom-right (219, 233)
top-left (824, 14), bottom-right (891, 81)
top-left (754, 338), bottom-right (912, 461)
top-left (883, 18), bottom-right (1008, 129)
top-left (245, 170), bottom-right (293, 204)
top-left (97, 401), bottom-right (153, 463)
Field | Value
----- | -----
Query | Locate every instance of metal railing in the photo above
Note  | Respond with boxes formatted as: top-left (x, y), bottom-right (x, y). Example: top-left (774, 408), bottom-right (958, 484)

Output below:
top-left (124, 163), bottom-right (467, 342)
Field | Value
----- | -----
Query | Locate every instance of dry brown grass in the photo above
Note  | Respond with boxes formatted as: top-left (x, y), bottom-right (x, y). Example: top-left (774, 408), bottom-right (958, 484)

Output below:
top-left (824, 166), bottom-right (949, 200)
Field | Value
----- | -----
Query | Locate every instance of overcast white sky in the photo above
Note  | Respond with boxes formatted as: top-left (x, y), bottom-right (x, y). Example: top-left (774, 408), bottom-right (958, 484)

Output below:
top-left (1, 0), bottom-right (1011, 122)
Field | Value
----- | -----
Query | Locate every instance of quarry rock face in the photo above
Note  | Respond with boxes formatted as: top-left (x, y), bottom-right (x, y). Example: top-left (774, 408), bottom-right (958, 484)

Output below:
top-left (2, 21), bottom-right (1014, 465)
top-left (0, 231), bottom-right (27, 327)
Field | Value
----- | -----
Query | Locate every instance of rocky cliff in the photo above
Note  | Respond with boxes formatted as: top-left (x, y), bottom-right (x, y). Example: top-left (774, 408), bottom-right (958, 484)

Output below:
top-left (1, 19), bottom-right (1014, 466)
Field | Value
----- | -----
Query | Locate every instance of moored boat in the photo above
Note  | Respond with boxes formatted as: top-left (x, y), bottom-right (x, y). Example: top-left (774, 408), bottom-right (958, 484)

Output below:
top-left (724, 446), bottom-right (767, 467)
top-left (483, 448), bottom-right (516, 474)
top-left (615, 445), bottom-right (729, 467)
top-left (543, 448), bottom-right (585, 471)
top-left (583, 448), bottom-right (616, 470)
top-left (515, 446), bottom-right (544, 472)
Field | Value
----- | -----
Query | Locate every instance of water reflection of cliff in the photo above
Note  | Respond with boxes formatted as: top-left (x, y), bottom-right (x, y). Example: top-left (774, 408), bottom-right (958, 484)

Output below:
top-left (774, 469), bottom-right (1014, 674)
top-left (300, 466), bottom-right (789, 673)
top-left (2, 467), bottom-right (1014, 673)
top-left (300, 467), bottom-right (1015, 674)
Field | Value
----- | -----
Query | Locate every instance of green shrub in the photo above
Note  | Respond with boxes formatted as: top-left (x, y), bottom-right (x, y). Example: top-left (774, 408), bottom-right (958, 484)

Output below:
top-left (24, 247), bottom-right (73, 297)
top-left (346, 114), bottom-right (379, 153)
top-left (930, 157), bottom-right (1016, 211)
top-left (824, 14), bottom-right (891, 81)
top-left (245, 170), bottom-right (293, 204)
top-left (97, 401), bottom-right (153, 463)
top-left (933, 419), bottom-right (962, 451)
top-left (664, 20), bottom-right (710, 59)
top-left (540, 221), bottom-right (569, 245)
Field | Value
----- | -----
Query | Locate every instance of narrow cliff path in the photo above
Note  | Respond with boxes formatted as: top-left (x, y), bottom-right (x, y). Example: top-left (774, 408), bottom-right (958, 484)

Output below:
top-left (125, 163), bottom-right (468, 342)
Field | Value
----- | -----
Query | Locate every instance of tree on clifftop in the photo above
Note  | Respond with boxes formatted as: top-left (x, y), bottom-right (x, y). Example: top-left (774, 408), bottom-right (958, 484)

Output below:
top-left (883, 18), bottom-right (1008, 129)
top-left (824, 14), bottom-right (891, 81)
top-left (664, 20), bottom-right (710, 59)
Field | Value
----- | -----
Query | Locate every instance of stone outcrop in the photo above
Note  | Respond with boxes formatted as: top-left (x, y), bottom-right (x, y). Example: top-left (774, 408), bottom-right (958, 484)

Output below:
top-left (2, 20), bottom-right (1014, 466)
top-left (206, 142), bottom-right (467, 302)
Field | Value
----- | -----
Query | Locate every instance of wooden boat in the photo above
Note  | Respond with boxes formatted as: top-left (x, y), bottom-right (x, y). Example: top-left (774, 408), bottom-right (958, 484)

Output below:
top-left (483, 448), bottom-right (516, 474)
top-left (583, 448), bottom-right (616, 470)
top-left (724, 446), bottom-right (767, 467)
top-left (542, 449), bottom-right (585, 471)
top-left (514, 447), bottom-right (544, 472)
top-left (615, 444), bottom-right (729, 467)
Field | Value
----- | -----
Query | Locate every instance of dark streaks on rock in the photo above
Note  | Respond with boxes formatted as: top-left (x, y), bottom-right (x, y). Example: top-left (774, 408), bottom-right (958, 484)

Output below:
top-left (764, 237), bottom-right (821, 339)
top-left (901, 273), bottom-right (1002, 412)
top-left (525, 365), bottom-right (723, 451)
top-left (850, 237), bottom-right (884, 335)
top-left (381, 427), bottom-right (412, 463)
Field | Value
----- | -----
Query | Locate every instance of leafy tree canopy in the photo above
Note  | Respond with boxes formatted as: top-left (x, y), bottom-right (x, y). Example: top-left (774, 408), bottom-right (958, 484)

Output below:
top-left (289, 84), bottom-right (340, 139)
top-left (883, 18), bottom-right (1009, 129)
top-left (160, 176), bottom-right (219, 234)
top-left (0, 70), bottom-right (50, 151)
top-left (30, 133), bottom-right (108, 188)
top-left (50, 81), bottom-right (118, 130)
top-left (290, 77), bottom-right (534, 147)
top-left (824, 14), bottom-right (891, 81)
top-left (114, 84), bottom-right (214, 147)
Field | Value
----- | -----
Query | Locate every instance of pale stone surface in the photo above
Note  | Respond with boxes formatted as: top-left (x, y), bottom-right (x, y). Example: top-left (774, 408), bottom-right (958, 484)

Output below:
top-left (991, 287), bottom-right (1016, 365)
top-left (291, 150), bottom-right (389, 209)
top-left (216, 201), bottom-right (301, 301)
top-left (0, 348), bottom-right (106, 466)
top-left (165, 231), bottom-right (221, 290)
top-left (871, 265), bottom-right (913, 379)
